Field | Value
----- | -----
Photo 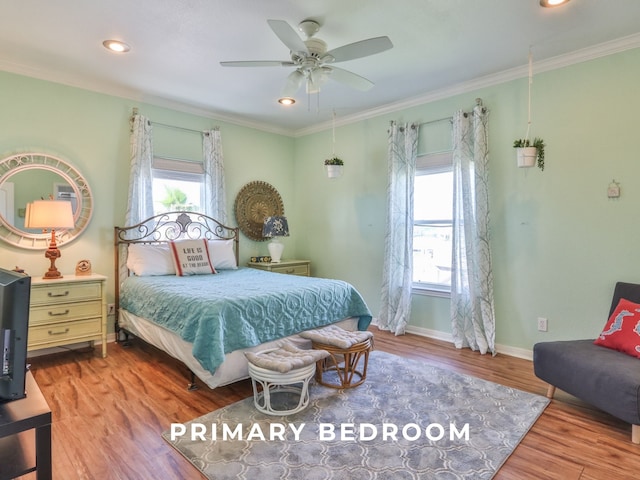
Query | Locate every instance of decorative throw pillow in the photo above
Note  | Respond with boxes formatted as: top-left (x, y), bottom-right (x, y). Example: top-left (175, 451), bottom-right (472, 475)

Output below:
top-left (170, 239), bottom-right (216, 276)
top-left (207, 239), bottom-right (237, 270)
top-left (594, 297), bottom-right (640, 358)
top-left (127, 243), bottom-right (176, 276)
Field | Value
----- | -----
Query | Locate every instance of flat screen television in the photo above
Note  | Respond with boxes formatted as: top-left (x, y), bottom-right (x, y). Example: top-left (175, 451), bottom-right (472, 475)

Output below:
top-left (0, 268), bottom-right (31, 402)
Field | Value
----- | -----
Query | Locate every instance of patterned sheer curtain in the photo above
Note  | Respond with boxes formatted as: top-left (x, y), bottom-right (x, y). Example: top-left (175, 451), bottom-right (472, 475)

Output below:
top-left (125, 113), bottom-right (154, 227)
top-left (202, 127), bottom-right (227, 224)
top-left (378, 122), bottom-right (418, 335)
top-left (451, 103), bottom-right (496, 355)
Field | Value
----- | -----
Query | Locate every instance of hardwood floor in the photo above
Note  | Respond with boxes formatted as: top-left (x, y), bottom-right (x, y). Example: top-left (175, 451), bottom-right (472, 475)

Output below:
top-left (22, 328), bottom-right (640, 479)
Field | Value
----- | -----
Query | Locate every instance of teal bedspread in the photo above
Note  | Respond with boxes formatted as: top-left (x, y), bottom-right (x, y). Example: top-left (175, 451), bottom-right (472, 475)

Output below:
top-left (119, 268), bottom-right (372, 373)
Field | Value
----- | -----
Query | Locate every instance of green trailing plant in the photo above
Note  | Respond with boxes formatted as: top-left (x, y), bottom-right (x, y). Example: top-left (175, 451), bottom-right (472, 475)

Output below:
top-left (513, 137), bottom-right (546, 171)
top-left (324, 157), bottom-right (344, 166)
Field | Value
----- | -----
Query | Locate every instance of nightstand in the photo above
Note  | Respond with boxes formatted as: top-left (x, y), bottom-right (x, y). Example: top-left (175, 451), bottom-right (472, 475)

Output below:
top-left (247, 259), bottom-right (311, 277)
top-left (28, 274), bottom-right (107, 358)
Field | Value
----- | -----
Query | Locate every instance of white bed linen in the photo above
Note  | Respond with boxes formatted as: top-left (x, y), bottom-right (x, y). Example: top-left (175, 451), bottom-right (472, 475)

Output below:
top-left (118, 309), bottom-right (359, 389)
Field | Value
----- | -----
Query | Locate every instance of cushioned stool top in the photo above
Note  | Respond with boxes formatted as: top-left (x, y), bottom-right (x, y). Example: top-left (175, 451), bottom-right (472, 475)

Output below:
top-left (245, 342), bottom-right (329, 373)
top-left (300, 325), bottom-right (373, 349)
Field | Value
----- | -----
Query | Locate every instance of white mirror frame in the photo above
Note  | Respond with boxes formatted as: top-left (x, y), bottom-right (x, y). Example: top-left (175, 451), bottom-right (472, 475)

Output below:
top-left (0, 152), bottom-right (93, 250)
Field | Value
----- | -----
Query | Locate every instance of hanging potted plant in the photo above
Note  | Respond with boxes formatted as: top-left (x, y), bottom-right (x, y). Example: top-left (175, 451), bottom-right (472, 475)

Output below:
top-left (514, 50), bottom-right (546, 171)
top-left (324, 156), bottom-right (344, 178)
top-left (513, 137), bottom-right (545, 171)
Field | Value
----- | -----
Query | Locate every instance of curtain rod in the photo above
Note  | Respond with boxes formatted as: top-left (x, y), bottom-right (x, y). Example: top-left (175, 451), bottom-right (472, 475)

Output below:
top-left (418, 99), bottom-right (485, 127)
top-left (131, 107), bottom-right (216, 135)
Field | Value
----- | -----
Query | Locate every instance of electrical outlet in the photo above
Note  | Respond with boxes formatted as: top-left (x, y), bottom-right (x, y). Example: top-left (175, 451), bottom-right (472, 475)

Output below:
top-left (107, 304), bottom-right (116, 315)
top-left (537, 317), bottom-right (548, 332)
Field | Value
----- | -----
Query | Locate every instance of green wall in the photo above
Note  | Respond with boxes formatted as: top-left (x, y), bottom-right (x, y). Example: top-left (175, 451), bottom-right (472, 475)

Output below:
top-left (0, 71), bottom-right (295, 330)
top-left (1, 46), bottom-right (639, 355)
top-left (293, 47), bottom-right (640, 354)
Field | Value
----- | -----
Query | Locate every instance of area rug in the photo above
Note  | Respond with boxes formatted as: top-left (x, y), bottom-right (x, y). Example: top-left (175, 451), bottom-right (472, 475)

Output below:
top-left (162, 351), bottom-right (549, 479)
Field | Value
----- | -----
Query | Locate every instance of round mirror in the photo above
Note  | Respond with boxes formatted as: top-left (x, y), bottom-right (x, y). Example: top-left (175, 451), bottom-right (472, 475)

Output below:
top-left (0, 152), bottom-right (93, 250)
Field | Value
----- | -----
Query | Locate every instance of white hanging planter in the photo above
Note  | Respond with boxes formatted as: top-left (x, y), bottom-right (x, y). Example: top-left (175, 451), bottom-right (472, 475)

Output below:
top-left (325, 164), bottom-right (343, 178)
top-left (516, 146), bottom-right (538, 168)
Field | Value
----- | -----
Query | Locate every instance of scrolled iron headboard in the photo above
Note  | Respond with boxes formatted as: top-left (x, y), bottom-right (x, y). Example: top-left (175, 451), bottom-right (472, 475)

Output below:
top-left (113, 211), bottom-right (239, 337)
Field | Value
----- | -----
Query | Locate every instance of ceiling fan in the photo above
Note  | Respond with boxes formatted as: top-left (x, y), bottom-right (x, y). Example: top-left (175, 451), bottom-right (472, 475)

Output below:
top-left (220, 19), bottom-right (393, 97)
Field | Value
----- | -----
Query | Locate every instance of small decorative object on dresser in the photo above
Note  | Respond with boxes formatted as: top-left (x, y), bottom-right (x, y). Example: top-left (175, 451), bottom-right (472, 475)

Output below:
top-left (28, 273), bottom-right (107, 357)
top-left (247, 259), bottom-right (310, 277)
top-left (75, 259), bottom-right (92, 276)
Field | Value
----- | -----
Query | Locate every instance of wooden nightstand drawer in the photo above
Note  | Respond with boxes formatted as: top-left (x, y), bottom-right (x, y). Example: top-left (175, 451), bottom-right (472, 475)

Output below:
top-left (270, 264), bottom-right (310, 276)
top-left (30, 282), bottom-right (102, 306)
top-left (28, 318), bottom-right (102, 347)
top-left (29, 300), bottom-right (102, 326)
top-left (247, 260), bottom-right (311, 277)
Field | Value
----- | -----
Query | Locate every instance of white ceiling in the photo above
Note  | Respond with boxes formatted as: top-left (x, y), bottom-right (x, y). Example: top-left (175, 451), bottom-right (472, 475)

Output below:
top-left (2, 1), bottom-right (640, 136)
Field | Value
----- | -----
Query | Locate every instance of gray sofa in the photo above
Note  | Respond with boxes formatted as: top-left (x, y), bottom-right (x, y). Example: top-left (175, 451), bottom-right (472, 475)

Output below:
top-left (533, 281), bottom-right (640, 444)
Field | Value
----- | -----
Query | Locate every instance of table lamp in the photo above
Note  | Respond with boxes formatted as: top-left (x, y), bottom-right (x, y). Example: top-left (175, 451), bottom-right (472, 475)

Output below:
top-left (262, 216), bottom-right (289, 263)
top-left (25, 200), bottom-right (75, 279)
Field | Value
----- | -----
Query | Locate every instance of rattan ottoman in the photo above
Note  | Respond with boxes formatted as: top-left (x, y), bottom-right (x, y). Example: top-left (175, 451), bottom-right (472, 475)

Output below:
top-left (244, 343), bottom-right (329, 415)
top-left (300, 325), bottom-right (374, 389)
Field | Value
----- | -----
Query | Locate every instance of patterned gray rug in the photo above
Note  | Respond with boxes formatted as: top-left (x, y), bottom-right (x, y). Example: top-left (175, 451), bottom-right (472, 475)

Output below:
top-left (162, 351), bottom-right (549, 479)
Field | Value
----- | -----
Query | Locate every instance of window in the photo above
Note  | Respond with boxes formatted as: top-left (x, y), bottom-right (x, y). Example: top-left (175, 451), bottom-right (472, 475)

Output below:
top-left (413, 151), bottom-right (453, 294)
top-left (151, 157), bottom-right (204, 214)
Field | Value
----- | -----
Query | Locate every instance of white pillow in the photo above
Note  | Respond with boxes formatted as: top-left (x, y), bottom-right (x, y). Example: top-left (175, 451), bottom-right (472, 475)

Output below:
top-left (207, 239), bottom-right (238, 270)
top-left (127, 243), bottom-right (176, 276)
top-left (170, 239), bottom-right (216, 276)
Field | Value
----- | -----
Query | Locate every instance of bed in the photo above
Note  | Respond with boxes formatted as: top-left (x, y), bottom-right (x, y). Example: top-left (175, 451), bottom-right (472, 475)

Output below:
top-left (114, 211), bottom-right (372, 389)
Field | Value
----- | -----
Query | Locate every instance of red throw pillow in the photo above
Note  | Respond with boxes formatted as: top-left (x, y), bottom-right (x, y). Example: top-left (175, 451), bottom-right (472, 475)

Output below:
top-left (594, 298), bottom-right (640, 358)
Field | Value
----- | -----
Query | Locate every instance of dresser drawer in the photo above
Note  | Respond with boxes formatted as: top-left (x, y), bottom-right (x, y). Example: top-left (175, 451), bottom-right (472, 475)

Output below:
top-left (31, 282), bottom-right (102, 306)
top-left (28, 318), bottom-right (102, 347)
top-left (29, 300), bottom-right (102, 326)
top-left (270, 264), bottom-right (310, 276)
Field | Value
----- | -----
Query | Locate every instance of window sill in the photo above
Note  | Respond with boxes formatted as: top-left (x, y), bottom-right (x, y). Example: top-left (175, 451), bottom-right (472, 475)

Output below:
top-left (412, 285), bottom-right (451, 298)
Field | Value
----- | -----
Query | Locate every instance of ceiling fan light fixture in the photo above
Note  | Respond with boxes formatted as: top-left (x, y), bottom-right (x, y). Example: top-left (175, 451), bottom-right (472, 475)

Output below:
top-left (540, 0), bottom-right (570, 7)
top-left (278, 97), bottom-right (296, 105)
top-left (103, 39), bottom-right (130, 53)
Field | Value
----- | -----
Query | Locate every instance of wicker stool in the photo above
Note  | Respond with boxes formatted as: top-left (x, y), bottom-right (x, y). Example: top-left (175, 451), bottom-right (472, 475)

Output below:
top-left (300, 325), bottom-right (374, 389)
top-left (245, 343), bottom-right (329, 416)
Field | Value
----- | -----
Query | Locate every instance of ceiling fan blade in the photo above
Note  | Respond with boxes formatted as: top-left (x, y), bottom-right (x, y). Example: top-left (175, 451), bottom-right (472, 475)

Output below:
top-left (282, 70), bottom-right (305, 97)
top-left (323, 36), bottom-right (393, 63)
top-left (327, 66), bottom-right (375, 91)
top-left (220, 60), bottom-right (295, 67)
top-left (267, 19), bottom-right (309, 54)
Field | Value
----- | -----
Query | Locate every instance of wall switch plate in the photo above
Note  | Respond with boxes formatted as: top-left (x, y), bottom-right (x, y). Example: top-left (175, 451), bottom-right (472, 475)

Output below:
top-left (607, 183), bottom-right (620, 198)
top-left (107, 304), bottom-right (116, 315)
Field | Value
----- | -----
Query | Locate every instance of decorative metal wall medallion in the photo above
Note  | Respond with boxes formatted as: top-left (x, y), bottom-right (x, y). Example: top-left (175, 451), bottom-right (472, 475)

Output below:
top-left (233, 181), bottom-right (284, 241)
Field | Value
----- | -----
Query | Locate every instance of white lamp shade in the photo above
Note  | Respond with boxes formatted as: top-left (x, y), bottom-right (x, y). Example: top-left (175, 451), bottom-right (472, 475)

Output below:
top-left (25, 200), bottom-right (75, 229)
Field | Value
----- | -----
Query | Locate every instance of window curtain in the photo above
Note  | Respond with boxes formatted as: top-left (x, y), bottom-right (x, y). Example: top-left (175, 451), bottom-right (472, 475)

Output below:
top-left (450, 104), bottom-right (496, 355)
top-left (202, 127), bottom-right (227, 224)
top-left (378, 122), bottom-right (418, 335)
top-left (125, 113), bottom-right (154, 227)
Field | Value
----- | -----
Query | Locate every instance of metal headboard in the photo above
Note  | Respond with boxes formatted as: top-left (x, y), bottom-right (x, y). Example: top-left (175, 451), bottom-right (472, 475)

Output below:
top-left (113, 211), bottom-right (239, 336)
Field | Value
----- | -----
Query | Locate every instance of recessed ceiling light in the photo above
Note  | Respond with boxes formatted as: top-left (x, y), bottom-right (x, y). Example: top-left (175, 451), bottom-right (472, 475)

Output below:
top-left (102, 40), bottom-right (130, 53)
top-left (540, 0), bottom-right (570, 7)
top-left (278, 97), bottom-right (296, 106)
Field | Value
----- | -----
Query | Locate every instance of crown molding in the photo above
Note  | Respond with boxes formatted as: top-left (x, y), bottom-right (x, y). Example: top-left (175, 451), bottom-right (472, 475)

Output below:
top-left (292, 32), bottom-right (640, 137)
top-left (2, 32), bottom-right (639, 139)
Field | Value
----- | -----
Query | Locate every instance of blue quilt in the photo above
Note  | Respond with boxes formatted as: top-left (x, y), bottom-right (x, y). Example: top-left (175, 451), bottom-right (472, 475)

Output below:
top-left (119, 268), bottom-right (372, 373)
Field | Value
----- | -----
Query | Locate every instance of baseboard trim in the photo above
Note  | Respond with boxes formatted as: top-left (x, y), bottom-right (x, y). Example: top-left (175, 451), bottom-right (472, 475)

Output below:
top-left (404, 325), bottom-right (533, 361)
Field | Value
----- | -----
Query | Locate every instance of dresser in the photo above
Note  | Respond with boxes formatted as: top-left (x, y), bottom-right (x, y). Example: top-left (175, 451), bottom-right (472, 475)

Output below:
top-left (247, 259), bottom-right (311, 276)
top-left (28, 274), bottom-right (107, 358)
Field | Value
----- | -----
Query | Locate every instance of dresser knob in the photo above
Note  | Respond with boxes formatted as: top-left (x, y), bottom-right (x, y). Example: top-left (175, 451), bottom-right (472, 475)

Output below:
top-left (48, 309), bottom-right (70, 317)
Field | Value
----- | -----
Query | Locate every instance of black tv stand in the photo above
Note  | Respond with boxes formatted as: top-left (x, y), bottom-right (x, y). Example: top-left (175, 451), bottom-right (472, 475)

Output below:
top-left (0, 371), bottom-right (52, 479)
